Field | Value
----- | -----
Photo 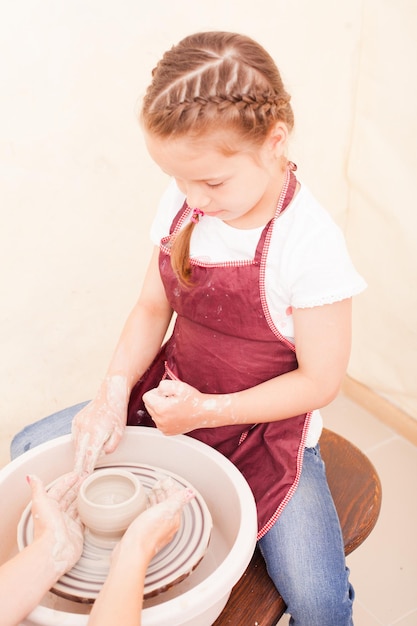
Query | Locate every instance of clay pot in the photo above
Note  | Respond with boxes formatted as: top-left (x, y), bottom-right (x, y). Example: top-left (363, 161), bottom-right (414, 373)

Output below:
top-left (77, 468), bottom-right (147, 540)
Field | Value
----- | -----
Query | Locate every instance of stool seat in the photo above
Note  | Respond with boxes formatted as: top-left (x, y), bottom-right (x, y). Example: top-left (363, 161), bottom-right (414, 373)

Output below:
top-left (213, 428), bottom-right (382, 626)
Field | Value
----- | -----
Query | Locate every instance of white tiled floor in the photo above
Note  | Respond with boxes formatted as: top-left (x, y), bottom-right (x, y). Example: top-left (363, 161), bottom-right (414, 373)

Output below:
top-left (1, 392), bottom-right (416, 625)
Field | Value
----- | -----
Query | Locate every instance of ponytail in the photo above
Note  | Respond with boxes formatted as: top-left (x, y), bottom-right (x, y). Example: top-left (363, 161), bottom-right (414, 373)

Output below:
top-left (170, 221), bottom-right (197, 286)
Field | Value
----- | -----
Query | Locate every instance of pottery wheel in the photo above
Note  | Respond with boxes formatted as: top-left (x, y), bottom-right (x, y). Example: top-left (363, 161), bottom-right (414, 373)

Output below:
top-left (17, 463), bottom-right (212, 603)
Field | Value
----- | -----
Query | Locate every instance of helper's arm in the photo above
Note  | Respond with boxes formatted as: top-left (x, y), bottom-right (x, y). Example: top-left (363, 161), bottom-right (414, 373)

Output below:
top-left (0, 474), bottom-right (83, 626)
top-left (87, 488), bottom-right (194, 626)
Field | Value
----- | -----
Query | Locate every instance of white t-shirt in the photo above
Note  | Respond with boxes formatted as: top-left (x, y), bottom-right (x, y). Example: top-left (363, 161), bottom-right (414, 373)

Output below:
top-left (151, 179), bottom-right (367, 446)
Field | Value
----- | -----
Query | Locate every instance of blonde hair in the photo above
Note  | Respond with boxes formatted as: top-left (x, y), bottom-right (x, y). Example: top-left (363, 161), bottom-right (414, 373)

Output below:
top-left (141, 31), bottom-right (294, 284)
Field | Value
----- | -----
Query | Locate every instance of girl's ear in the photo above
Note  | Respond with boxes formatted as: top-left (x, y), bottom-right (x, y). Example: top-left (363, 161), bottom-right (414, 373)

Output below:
top-left (266, 122), bottom-right (288, 158)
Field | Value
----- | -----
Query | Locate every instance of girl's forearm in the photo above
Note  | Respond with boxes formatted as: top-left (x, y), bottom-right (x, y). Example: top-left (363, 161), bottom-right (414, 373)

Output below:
top-left (204, 365), bottom-right (344, 429)
top-left (231, 367), bottom-right (341, 424)
top-left (214, 301), bottom-right (352, 427)
top-left (103, 300), bottom-right (172, 394)
top-left (101, 248), bottom-right (173, 395)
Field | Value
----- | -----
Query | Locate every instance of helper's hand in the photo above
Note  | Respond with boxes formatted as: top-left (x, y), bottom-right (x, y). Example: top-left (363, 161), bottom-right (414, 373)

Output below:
top-left (87, 480), bottom-right (195, 626)
top-left (29, 473), bottom-right (84, 577)
top-left (72, 375), bottom-right (128, 475)
top-left (143, 379), bottom-right (232, 435)
top-left (114, 478), bottom-right (195, 564)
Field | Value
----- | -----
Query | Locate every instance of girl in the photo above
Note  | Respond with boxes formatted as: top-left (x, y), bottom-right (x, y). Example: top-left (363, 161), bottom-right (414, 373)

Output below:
top-left (13, 31), bottom-right (366, 625)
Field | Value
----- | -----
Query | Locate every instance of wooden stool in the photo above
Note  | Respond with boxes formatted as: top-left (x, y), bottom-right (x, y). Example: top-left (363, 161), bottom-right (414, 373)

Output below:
top-left (213, 428), bottom-right (382, 625)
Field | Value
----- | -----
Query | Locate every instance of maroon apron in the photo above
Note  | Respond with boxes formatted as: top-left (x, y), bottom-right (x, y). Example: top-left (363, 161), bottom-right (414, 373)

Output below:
top-left (128, 168), bottom-right (311, 538)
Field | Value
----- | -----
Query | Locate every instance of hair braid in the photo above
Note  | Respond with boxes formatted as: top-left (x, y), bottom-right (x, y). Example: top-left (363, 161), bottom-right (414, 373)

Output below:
top-left (141, 31), bottom-right (294, 285)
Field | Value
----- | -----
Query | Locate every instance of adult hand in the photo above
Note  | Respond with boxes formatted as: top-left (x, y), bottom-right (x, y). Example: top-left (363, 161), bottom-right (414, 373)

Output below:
top-left (115, 478), bottom-right (195, 563)
top-left (143, 379), bottom-right (233, 435)
top-left (29, 473), bottom-right (84, 577)
top-left (87, 479), bottom-right (195, 626)
top-left (72, 375), bottom-right (128, 475)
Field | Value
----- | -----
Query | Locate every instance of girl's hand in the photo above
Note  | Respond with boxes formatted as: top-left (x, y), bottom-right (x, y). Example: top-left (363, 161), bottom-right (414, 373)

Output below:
top-left (29, 473), bottom-right (84, 577)
top-left (72, 375), bottom-right (128, 475)
top-left (143, 379), bottom-right (232, 435)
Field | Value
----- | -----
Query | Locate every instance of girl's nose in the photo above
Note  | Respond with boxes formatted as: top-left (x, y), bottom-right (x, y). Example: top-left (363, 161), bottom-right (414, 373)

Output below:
top-left (185, 185), bottom-right (210, 210)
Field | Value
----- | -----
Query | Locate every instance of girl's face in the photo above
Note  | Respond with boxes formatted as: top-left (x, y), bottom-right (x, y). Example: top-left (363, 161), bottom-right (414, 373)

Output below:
top-left (144, 127), bottom-right (288, 229)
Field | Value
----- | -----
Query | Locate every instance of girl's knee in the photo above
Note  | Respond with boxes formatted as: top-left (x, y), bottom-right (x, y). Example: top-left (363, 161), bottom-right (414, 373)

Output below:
top-left (284, 574), bottom-right (354, 626)
top-left (10, 402), bottom-right (87, 460)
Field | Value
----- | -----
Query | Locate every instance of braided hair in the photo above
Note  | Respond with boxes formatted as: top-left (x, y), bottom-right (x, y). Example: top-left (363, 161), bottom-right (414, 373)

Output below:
top-left (141, 31), bottom-right (294, 284)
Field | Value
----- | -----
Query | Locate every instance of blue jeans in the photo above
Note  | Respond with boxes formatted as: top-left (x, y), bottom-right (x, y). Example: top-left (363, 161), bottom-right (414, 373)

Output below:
top-left (258, 445), bottom-right (354, 625)
top-left (10, 401), bottom-right (89, 459)
top-left (11, 408), bottom-right (354, 625)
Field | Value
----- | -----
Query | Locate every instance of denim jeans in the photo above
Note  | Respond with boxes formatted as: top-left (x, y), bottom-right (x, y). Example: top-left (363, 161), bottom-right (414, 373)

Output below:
top-left (11, 408), bottom-right (354, 625)
top-left (258, 445), bottom-right (354, 625)
top-left (10, 401), bottom-right (89, 460)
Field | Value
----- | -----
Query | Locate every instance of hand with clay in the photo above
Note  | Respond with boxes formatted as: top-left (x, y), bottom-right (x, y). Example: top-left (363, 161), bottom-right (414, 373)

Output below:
top-left (88, 481), bottom-right (195, 626)
top-left (0, 473), bottom-right (84, 626)
top-left (115, 478), bottom-right (194, 565)
top-left (72, 375), bottom-right (129, 476)
top-left (29, 472), bottom-right (84, 576)
top-left (0, 472), bottom-right (193, 626)
top-left (143, 379), bottom-right (232, 435)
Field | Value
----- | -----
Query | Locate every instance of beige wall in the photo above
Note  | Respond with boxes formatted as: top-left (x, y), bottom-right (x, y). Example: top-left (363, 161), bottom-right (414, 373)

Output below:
top-left (1, 0), bottom-right (415, 444)
top-left (345, 0), bottom-right (417, 418)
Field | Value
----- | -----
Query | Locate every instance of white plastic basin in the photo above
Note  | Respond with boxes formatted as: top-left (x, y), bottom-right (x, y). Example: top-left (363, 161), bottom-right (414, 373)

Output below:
top-left (0, 427), bottom-right (257, 625)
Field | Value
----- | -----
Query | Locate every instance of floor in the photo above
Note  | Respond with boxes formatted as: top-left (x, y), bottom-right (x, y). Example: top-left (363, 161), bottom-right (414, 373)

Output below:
top-left (1, 392), bottom-right (416, 625)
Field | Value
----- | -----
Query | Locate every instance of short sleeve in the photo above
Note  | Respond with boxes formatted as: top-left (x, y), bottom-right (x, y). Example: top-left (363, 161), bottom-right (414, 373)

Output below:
top-left (277, 187), bottom-right (367, 308)
top-left (150, 179), bottom-right (186, 245)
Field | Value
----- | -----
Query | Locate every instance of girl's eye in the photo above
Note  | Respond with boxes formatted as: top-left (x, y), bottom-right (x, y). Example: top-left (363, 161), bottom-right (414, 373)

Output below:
top-left (206, 181), bottom-right (224, 188)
